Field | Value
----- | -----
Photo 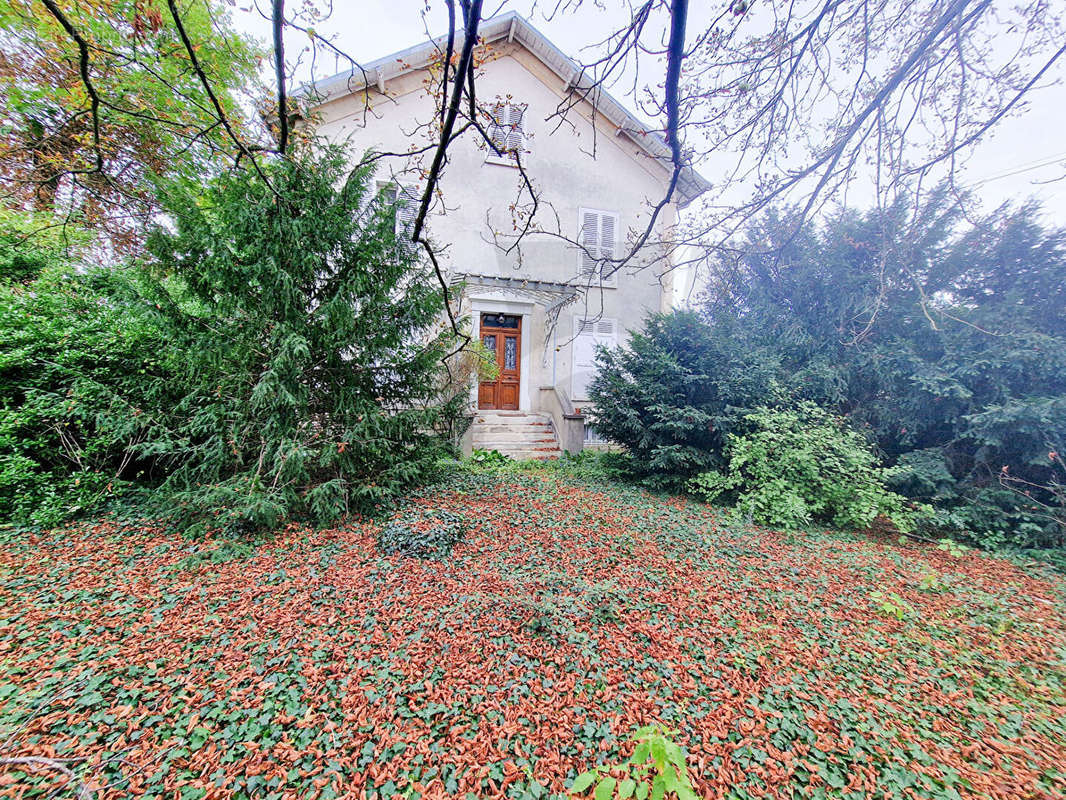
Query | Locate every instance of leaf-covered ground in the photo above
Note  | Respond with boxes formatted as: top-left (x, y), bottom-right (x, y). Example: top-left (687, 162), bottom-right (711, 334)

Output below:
top-left (2, 469), bottom-right (1065, 800)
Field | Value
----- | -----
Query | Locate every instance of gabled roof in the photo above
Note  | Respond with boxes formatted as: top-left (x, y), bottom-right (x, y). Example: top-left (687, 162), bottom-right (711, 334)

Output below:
top-left (306, 11), bottom-right (711, 207)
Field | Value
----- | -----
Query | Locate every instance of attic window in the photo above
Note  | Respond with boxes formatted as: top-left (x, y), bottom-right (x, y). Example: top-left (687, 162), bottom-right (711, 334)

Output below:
top-left (486, 101), bottom-right (527, 164)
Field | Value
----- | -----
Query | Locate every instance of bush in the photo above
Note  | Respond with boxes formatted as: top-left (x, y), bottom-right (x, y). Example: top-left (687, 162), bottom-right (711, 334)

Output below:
top-left (377, 508), bottom-right (468, 559)
top-left (695, 196), bottom-right (1066, 551)
top-left (586, 197), bottom-right (1066, 552)
top-left (469, 449), bottom-right (511, 466)
top-left (687, 403), bottom-right (918, 531)
top-left (588, 311), bottom-right (784, 487)
top-left (1, 150), bottom-right (468, 534)
top-left (140, 146), bottom-right (465, 535)
top-left (0, 232), bottom-right (169, 526)
top-left (0, 209), bottom-right (75, 284)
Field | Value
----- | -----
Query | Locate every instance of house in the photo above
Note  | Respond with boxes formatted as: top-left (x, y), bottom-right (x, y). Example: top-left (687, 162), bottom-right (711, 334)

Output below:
top-left (306, 12), bottom-right (709, 457)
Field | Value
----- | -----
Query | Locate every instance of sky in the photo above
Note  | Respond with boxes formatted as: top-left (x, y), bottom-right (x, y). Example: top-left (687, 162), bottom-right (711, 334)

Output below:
top-left (231, 0), bottom-right (1066, 226)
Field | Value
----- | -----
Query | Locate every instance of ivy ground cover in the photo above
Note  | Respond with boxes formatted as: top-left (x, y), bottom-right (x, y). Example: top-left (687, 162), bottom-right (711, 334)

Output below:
top-left (2, 470), bottom-right (1065, 799)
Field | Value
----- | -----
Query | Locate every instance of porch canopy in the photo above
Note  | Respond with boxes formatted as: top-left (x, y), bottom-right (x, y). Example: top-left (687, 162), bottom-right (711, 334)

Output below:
top-left (453, 273), bottom-right (579, 366)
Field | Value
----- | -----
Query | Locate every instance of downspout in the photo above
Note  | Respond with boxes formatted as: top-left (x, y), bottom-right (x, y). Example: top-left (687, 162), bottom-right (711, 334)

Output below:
top-left (552, 322), bottom-right (557, 386)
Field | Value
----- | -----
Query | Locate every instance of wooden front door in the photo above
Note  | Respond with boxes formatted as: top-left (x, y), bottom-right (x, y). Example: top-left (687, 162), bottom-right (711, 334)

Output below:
top-left (478, 313), bottom-right (521, 410)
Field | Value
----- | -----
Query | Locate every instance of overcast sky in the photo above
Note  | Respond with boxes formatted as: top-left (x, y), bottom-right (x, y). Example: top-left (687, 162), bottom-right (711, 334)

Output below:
top-left (232, 0), bottom-right (1066, 226)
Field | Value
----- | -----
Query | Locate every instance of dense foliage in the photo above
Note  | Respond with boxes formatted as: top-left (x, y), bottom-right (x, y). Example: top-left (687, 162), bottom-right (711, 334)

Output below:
top-left (592, 195), bottom-right (1066, 552)
top-left (377, 507), bottom-right (469, 559)
top-left (1, 149), bottom-right (464, 533)
top-left (3, 469), bottom-right (1063, 798)
top-left (0, 213), bottom-right (167, 526)
top-left (0, 0), bottom-right (261, 249)
top-left (687, 404), bottom-right (915, 532)
top-left (587, 311), bottom-right (782, 487)
top-left (139, 148), bottom-right (464, 534)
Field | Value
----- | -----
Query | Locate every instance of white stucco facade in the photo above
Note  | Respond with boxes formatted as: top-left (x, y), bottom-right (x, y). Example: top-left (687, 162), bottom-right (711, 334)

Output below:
top-left (308, 14), bottom-right (706, 415)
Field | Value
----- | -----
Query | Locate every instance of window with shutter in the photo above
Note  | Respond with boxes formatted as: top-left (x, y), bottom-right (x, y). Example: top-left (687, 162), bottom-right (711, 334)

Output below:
top-left (571, 316), bottom-right (617, 401)
top-left (376, 181), bottom-right (418, 254)
top-left (577, 208), bottom-right (620, 286)
top-left (486, 101), bottom-right (527, 164)
top-left (394, 184), bottom-right (418, 244)
top-left (506, 105), bottom-right (525, 152)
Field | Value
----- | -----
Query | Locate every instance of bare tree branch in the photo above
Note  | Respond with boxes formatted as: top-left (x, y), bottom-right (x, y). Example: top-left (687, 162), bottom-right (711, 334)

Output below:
top-left (273, 0), bottom-right (289, 154)
top-left (38, 0), bottom-right (103, 175)
top-left (166, 0), bottom-right (278, 195)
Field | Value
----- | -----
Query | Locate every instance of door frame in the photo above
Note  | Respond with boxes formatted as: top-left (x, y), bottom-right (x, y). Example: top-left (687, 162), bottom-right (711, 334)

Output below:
top-left (478, 313), bottom-right (522, 410)
top-left (470, 299), bottom-right (533, 411)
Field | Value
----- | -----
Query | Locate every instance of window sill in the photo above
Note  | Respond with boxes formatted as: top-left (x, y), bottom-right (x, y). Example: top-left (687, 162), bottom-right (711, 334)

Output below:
top-left (484, 154), bottom-right (522, 168)
top-left (573, 278), bottom-right (618, 290)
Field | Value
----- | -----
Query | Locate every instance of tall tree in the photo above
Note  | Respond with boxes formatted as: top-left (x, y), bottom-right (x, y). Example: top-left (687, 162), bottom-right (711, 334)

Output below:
top-left (0, 0), bottom-right (262, 250)
top-left (141, 146), bottom-right (467, 534)
top-left (702, 194), bottom-right (1066, 548)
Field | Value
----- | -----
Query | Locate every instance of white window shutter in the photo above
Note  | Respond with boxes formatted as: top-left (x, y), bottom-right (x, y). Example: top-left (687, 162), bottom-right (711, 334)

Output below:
top-left (578, 210), bottom-right (620, 281)
top-left (580, 211), bottom-right (600, 275)
top-left (571, 317), bottom-right (617, 400)
top-left (490, 104), bottom-right (508, 154)
top-left (396, 185), bottom-right (419, 237)
top-left (488, 102), bottom-right (525, 157)
top-left (507, 105), bottom-right (525, 153)
top-left (572, 327), bottom-right (598, 400)
top-left (599, 213), bottom-right (616, 261)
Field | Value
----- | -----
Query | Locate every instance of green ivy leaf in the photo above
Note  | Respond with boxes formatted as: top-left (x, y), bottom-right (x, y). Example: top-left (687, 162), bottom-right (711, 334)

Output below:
top-left (594, 776), bottom-right (617, 800)
top-left (571, 771), bottom-right (598, 794)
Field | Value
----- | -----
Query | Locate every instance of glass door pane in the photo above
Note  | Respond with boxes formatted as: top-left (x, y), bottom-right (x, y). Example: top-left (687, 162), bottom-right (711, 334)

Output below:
top-left (504, 336), bottom-right (517, 370)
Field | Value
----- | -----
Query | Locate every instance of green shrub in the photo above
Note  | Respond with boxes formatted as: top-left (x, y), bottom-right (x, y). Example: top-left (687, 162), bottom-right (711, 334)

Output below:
top-left (698, 197), bottom-right (1066, 552)
top-left (469, 448), bottom-right (511, 466)
top-left (588, 311), bottom-right (784, 487)
top-left (0, 230), bottom-right (170, 526)
top-left (141, 146), bottom-right (466, 535)
top-left (688, 403), bottom-right (918, 531)
top-left (570, 725), bottom-right (698, 800)
top-left (0, 209), bottom-right (77, 284)
top-left (377, 508), bottom-right (468, 559)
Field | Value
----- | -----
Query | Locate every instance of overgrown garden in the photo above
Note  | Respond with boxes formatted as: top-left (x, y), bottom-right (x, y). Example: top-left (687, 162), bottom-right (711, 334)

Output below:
top-left (589, 195), bottom-right (1066, 564)
top-left (2, 468), bottom-right (1064, 798)
top-left (2, 1), bottom-right (1065, 797)
top-left (1, 148), bottom-right (467, 534)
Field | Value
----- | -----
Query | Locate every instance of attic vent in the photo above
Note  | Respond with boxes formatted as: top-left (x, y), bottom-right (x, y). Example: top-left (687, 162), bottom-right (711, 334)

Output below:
top-left (576, 318), bottom-right (615, 335)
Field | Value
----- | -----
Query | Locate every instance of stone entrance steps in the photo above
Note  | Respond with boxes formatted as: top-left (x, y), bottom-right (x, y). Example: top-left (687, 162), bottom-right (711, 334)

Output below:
top-left (471, 411), bottom-right (561, 460)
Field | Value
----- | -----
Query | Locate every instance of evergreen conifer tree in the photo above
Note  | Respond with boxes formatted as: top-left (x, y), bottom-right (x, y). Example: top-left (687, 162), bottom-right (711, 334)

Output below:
top-left (143, 146), bottom-right (464, 534)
